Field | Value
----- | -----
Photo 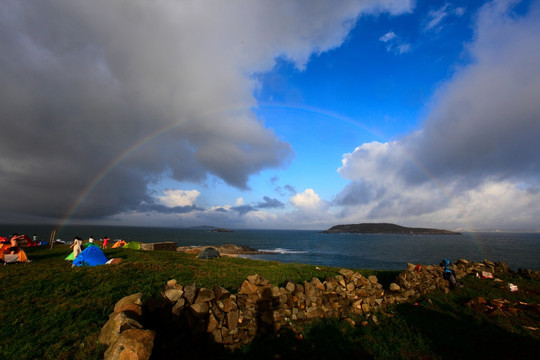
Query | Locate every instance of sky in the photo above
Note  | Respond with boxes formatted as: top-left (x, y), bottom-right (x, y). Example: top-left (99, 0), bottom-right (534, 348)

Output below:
top-left (1, 0), bottom-right (539, 231)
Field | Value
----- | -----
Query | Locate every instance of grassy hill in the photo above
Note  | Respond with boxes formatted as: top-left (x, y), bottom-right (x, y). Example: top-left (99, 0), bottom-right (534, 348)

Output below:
top-left (1, 245), bottom-right (539, 359)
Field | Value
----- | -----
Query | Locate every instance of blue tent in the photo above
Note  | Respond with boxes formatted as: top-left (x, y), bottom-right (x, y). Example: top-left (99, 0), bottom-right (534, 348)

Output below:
top-left (72, 246), bottom-right (109, 267)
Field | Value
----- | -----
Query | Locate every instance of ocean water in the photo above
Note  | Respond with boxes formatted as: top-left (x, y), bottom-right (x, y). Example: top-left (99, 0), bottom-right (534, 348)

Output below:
top-left (2, 224), bottom-right (539, 271)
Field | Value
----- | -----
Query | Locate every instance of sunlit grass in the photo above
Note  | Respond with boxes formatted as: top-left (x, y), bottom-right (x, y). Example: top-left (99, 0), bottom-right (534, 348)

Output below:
top-left (1, 245), bottom-right (538, 359)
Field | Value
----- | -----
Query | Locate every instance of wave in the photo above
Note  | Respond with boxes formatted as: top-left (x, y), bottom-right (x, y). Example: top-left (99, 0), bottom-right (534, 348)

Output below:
top-left (260, 248), bottom-right (308, 254)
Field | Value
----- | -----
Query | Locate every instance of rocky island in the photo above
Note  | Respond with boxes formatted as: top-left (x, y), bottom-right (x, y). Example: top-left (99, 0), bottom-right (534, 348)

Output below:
top-left (321, 223), bottom-right (461, 235)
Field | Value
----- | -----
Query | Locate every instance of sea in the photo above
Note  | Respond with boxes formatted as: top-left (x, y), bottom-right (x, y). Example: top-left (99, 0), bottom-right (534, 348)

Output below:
top-left (2, 224), bottom-right (539, 271)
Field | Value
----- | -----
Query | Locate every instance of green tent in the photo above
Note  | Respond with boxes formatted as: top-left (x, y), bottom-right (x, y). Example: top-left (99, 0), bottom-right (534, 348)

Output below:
top-left (123, 242), bottom-right (141, 250)
top-left (66, 243), bottom-right (98, 261)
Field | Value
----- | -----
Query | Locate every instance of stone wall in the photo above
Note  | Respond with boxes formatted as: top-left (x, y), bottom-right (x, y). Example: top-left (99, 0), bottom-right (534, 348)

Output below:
top-left (99, 259), bottom-right (532, 360)
top-left (139, 242), bottom-right (177, 251)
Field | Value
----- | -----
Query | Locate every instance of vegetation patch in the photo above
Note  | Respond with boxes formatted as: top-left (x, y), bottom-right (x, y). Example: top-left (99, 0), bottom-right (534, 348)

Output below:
top-left (0, 245), bottom-right (539, 359)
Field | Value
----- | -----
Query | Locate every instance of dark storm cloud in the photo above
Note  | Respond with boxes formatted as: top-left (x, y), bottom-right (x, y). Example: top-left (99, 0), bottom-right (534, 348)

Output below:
top-left (0, 0), bottom-right (413, 223)
top-left (137, 203), bottom-right (200, 215)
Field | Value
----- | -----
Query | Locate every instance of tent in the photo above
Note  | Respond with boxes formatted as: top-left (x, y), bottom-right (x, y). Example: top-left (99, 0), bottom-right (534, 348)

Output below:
top-left (66, 243), bottom-right (99, 261)
top-left (123, 242), bottom-right (141, 250)
top-left (72, 246), bottom-right (109, 267)
top-left (112, 240), bottom-right (127, 248)
top-left (197, 247), bottom-right (221, 259)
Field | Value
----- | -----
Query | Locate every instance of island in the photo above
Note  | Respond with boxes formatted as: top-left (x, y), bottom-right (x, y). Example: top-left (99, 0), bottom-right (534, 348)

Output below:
top-left (320, 223), bottom-right (461, 235)
top-left (211, 228), bottom-right (233, 233)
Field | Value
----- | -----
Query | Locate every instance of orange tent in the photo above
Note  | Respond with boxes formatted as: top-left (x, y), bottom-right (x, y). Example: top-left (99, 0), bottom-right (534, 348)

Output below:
top-left (0, 243), bottom-right (29, 263)
top-left (112, 240), bottom-right (127, 248)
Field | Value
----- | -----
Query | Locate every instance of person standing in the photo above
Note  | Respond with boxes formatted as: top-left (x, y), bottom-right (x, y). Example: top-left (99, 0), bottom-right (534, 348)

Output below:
top-left (102, 236), bottom-right (109, 249)
top-left (88, 235), bottom-right (95, 243)
top-left (70, 236), bottom-right (83, 258)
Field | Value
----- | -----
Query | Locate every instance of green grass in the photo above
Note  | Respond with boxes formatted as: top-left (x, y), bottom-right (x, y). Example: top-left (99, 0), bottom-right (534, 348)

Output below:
top-left (1, 246), bottom-right (539, 359)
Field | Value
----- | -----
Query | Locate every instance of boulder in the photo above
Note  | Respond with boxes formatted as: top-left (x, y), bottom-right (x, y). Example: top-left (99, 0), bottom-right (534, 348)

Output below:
top-left (114, 293), bottom-right (144, 317)
top-left (99, 312), bottom-right (143, 346)
top-left (104, 329), bottom-right (155, 360)
top-left (197, 247), bottom-right (221, 259)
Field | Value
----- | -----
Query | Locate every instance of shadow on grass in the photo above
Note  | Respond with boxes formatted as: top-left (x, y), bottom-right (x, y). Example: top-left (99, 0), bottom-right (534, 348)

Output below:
top-left (394, 302), bottom-right (540, 360)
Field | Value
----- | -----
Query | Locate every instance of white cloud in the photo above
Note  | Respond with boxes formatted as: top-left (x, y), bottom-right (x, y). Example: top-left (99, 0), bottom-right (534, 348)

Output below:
top-left (379, 31), bottom-right (397, 42)
top-left (290, 189), bottom-right (322, 210)
top-left (158, 189), bottom-right (200, 207)
top-left (379, 31), bottom-right (411, 54)
top-left (425, 3), bottom-right (450, 30)
top-left (235, 197), bottom-right (244, 206)
top-left (336, 0), bottom-right (540, 231)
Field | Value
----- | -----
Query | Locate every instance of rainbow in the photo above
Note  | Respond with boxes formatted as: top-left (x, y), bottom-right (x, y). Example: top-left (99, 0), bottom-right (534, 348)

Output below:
top-left (56, 102), bottom-right (480, 254)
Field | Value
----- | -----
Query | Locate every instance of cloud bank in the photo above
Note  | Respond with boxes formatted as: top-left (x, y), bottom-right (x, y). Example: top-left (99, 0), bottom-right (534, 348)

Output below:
top-left (336, 0), bottom-right (540, 230)
top-left (0, 0), bottom-right (413, 222)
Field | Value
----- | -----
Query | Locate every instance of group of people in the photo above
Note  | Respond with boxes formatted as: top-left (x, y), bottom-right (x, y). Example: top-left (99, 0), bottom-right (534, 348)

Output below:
top-left (68, 235), bottom-right (110, 259)
top-left (0, 233), bottom-right (32, 263)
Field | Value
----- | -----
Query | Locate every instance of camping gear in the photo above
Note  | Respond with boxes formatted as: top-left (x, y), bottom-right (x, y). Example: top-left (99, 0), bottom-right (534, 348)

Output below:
top-left (123, 242), bottom-right (141, 250)
top-left (65, 252), bottom-right (75, 261)
top-left (441, 259), bottom-right (457, 288)
top-left (83, 242), bottom-right (99, 249)
top-left (112, 240), bottom-right (127, 248)
top-left (198, 247), bottom-right (221, 259)
top-left (507, 283), bottom-right (519, 292)
top-left (480, 271), bottom-right (494, 279)
top-left (72, 246), bottom-right (109, 267)
top-left (3, 254), bottom-right (19, 265)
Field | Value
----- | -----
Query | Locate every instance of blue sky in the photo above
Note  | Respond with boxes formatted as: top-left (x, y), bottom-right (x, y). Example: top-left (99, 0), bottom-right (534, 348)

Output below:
top-left (1, 0), bottom-right (539, 231)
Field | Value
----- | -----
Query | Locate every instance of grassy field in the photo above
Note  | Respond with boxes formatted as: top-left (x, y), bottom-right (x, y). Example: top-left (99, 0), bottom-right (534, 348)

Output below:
top-left (0, 245), bottom-right (539, 359)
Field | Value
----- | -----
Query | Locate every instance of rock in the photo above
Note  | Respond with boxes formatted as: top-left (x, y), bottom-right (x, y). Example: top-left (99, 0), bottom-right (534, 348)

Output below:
top-left (368, 275), bottom-right (378, 285)
top-left (183, 283), bottom-right (198, 304)
top-left (99, 312), bottom-right (143, 346)
top-left (104, 329), bottom-right (155, 360)
top-left (216, 297), bottom-right (236, 312)
top-left (247, 274), bottom-right (261, 285)
top-left (166, 279), bottom-right (178, 287)
top-left (389, 283), bottom-right (401, 292)
top-left (190, 302), bottom-right (210, 318)
top-left (197, 247), bottom-right (221, 259)
top-left (195, 288), bottom-right (215, 303)
top-left (213, 286), bottom-right (231, 300)
top-left (164, 288), bottom-right (184, 304)
top-left (285, 281), bottom-right (296, 293)
top-left (339, 268), bottom-right (355, 280)
top-left (207, 313), bottom-right (219, 333)
top-left (239, 280), bottom-right (259, 295)
top-left (171, 298), bottom-right (186, 316)
top-left (114, 293), bottom-right (144, 317)
top-left (140, 242), bottom-right (176, 251)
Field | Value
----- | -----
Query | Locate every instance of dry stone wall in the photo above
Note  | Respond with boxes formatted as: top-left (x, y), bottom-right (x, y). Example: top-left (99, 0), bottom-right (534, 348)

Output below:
top-left (99, 259), bottom-right (533, 360)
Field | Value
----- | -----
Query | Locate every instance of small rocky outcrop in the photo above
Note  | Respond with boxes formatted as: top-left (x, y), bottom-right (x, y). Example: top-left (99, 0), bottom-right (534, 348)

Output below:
top-left (177, 243), bottom-right (263, 256)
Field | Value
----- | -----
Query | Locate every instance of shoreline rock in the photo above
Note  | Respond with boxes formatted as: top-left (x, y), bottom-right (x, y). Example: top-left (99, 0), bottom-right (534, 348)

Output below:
top-left (177, 243), bottom-right (269, 257)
